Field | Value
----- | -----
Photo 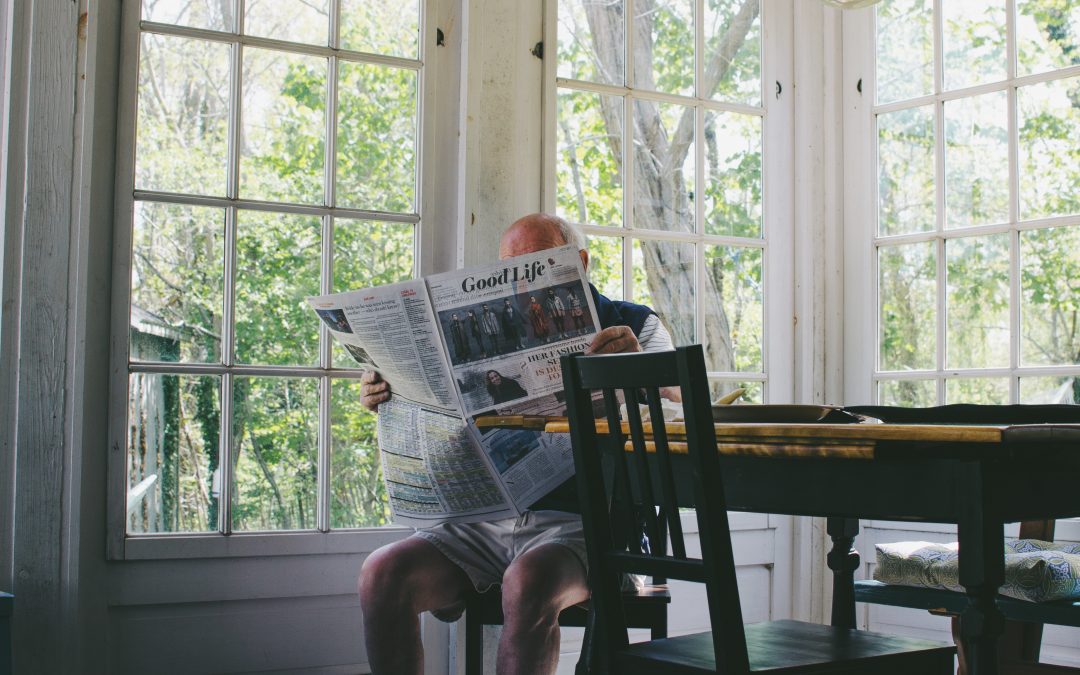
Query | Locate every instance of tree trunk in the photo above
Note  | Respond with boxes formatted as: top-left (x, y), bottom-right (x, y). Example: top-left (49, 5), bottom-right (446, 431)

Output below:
top-left (581, 0), bottom-right (760, 372)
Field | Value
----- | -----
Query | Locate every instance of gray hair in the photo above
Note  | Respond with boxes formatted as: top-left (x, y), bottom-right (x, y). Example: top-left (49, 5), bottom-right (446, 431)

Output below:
top-left (553, 216), bottom-right (588, 252)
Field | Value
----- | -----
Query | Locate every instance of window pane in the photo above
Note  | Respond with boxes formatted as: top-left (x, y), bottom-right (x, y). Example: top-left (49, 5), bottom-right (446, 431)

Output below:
top-left (336, 62), bottom-right (418, 213)
top-left (240, 47), bottom-right (327, 204)
top-left (1020, 225), bottom-right (1080, 366)
top-left (704, 245), bottom-right (762, 372)
top-left (331, 379), bottom-right (390, 528)
top-left (705, 0), bottom-right (761, 106)
top-left (633, 0), bottom-right (694, 96)
top-left (235, 211), bottom-right (322, 366)
top-left (633, 101), bottom-right (695, 233)
top-left (1018, 75), bottom-right (1080, 221)
top-left (878, 378), bottom-right (937, 406)
top-left (136, 34), bottom-right (230, 197)
top-left (244, 0), bottom-right (329, 46)
top-left (1017, 0), bottom-right (1080, 77)
top-left (945, 377), bottom-right (1009, 404)
top-left (131, 202), bottom-right (225, 364)
top-left (587, 235), bottom-right (624, 301)
top-left (557, 90), bottom-right (624, 227)
top-left (633, 239), bottom-right (695, 346)
top-left (127, 373), bottom-right (220, 534)
top-left (710, 380), bottom-right (763, 404)
top-left (333, 219), bottom-right (416, 368)
top-left (142, 0), bottom-right (233, 32)
top-left (942, 0), bottom-right (1006, 91)
top-left (879, 241), bottom-right (937, 371)
top-left (557, 0), bottom-right (624, 85)
top-left (231, 376), bottom-right (319, 532)
top-left (946, 234), bottom-right (1010, 369)
top-left (944, 92), bottom-right (1009, 228)
top-left (878, 106), bottom-right (935, 236)
top-left (1020, 375), bottom-right (1079, 404)
top-left (876, 0), bottom-right (934, 104)
top-left (704, 111), bottom-right (761, 237)
top-left (340, 0), bottom-right (420, 58)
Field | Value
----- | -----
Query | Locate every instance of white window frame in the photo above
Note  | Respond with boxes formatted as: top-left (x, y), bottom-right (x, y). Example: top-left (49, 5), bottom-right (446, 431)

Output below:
top-left (540, 0), bottom-right (794, 403)
top-left (107, 0), bottom-right (444, 560)
top-left (843, 1), bottom-right (1080, 406)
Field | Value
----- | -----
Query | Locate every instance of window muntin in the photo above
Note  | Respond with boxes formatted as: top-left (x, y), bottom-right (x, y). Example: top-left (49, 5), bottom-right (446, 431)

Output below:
top-left (872, 0), bottom-right (1080, 405)
top-left (552, 0), bottom-right (768, 401)
top-left (123, 0), bottom-right (423, 538)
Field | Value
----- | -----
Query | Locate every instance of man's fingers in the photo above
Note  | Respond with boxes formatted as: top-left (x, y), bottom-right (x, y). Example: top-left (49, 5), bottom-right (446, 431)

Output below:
top-left (360, 373), bottom-right (390, 411)
top-left (585, 326), bottom-right (641, 354)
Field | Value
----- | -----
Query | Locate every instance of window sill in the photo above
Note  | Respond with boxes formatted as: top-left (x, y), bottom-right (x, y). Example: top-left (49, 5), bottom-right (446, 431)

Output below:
top-left (117, 527), bottom-right (412, 561)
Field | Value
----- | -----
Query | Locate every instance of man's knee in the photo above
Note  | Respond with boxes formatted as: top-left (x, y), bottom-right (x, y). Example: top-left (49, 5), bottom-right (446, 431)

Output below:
top-left (501, 546), bottom-right (587, 628)
top-left (359, 538), bottom-right (471, 617)
top-left (358, 543), bottom-right (406, 610)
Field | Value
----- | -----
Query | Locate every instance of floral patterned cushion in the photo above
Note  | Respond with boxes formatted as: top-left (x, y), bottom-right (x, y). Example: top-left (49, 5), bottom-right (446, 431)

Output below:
top-left (874, 539), bottom-right (1080, 603)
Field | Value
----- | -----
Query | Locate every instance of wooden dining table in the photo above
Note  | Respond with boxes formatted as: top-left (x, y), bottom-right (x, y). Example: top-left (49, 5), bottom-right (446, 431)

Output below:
top-left (476, 415), bottom-right (1080, 675)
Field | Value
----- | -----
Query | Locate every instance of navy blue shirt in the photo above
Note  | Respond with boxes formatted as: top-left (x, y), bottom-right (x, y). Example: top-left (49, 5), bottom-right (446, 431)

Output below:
top-left (527, 285), bottom-right (656, 513)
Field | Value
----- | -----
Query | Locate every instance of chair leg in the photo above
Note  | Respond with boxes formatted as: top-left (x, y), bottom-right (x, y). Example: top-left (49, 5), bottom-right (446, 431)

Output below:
top-left (952, 616), bottom-right (968, 675)
top-left (465, 609), bottom-right (484, 675)
top-left (651, 611), bottom-right (667, 640)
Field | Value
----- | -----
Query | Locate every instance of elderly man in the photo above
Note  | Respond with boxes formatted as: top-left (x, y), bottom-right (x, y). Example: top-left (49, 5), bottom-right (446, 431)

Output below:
top-left (357, 213), bottom-right (674, 675)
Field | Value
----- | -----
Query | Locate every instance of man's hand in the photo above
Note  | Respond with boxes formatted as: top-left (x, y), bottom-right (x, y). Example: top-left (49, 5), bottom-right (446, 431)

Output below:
top-left (584, 326), bottom-right (641, 355)
top-left (360, 371), bottom-right (391, 412)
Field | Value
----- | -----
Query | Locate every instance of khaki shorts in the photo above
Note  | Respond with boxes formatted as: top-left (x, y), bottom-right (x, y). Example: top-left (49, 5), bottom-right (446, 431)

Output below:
top-left (414, 510), bottom-right (641, 622)
top-left (414, 510), bottom-right (588, 595)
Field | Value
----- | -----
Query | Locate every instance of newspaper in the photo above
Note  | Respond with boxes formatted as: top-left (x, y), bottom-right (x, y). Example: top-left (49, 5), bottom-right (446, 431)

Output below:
top-left (308, 246), bottom-right (600, 527)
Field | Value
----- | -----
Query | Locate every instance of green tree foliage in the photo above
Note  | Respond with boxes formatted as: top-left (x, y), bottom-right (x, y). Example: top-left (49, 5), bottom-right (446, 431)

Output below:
top-left (558, 0), bottom-right (763, 375)
top-left (129, 0), bottom-right (417, 533)
top-left (876, 0), bottom-right (1080, 406)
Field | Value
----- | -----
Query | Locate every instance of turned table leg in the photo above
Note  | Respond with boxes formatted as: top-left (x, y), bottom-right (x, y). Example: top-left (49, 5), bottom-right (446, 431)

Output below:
top-left (827, 517), bottom-right (861, 630)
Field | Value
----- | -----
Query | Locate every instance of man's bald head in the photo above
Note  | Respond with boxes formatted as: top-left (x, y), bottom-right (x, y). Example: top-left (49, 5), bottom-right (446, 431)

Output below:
top-left (499, 214), bottom-right (589, 271)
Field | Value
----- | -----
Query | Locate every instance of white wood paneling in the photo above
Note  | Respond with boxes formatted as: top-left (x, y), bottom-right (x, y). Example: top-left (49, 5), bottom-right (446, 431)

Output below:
top-left (462, 0), bottom-right (544, 266)
top-left (4, 0), bottom-right (82, 672)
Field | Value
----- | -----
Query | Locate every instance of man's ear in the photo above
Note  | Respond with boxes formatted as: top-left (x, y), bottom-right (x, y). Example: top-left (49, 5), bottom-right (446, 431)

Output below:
top-left (578, 248), bottom-right (589, 273)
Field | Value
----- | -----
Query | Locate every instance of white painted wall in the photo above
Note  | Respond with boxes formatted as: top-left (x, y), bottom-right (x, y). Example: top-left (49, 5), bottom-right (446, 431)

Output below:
top-left (461, 0), bottom-right (544, 266)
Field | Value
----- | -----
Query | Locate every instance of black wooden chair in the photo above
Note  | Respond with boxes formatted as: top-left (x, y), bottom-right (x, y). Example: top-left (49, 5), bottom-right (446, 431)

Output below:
top-left (561, 345), bottom-right (957, 674)
top-left (462, 563), bottom-right (670, 675)
top-left (1, 591), bottom-right (11, 675)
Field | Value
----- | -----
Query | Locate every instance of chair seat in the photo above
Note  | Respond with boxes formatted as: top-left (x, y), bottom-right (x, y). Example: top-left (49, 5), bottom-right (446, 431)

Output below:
top-left (618, 620), bottom-right (955, 674)
top-left (469, 583), bottom-right (671, 627)
top-left (855, 579), bottom-right (1080, 628)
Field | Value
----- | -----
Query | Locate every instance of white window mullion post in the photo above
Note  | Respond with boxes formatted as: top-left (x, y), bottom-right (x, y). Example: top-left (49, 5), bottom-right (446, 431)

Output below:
top-left (693, 0), bottom-right (705, 347)
top-left (932, 0), bottom-right (946, 404)
top-left (221, 206), bottom-right (237, 535)
top-left (623, 0), bottom-right (635, 302)
top-left (541, 0), bottom-right (558, 214)
top-left (220, 1), bottom-right (245, 535)
top-left (317, 0), bottom-right (342, 534)
top-left (1006, 0), bottom-right (1020, 402)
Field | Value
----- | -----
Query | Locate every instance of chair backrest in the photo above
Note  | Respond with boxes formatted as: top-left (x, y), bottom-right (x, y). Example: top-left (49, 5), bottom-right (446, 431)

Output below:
top-left (561, 345), bottom-right (751, 673)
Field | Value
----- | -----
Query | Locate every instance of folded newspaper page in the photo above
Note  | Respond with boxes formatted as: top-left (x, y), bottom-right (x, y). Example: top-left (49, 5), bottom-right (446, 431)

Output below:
top-left (308, 246), bottom-right (600, 527)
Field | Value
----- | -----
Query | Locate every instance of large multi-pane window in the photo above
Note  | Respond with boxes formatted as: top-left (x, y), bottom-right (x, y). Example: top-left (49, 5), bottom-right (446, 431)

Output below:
top-left (117, 0), bottom-right (424, 543)
top-left (869, 0), bottom-right (1080, 404)
top-left (549, 0), bottom-right (773, 401)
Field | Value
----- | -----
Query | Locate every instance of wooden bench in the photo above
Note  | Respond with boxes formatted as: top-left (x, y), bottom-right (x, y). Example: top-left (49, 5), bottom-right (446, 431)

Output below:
top-left (855, 519), bottom-right (1079, 674)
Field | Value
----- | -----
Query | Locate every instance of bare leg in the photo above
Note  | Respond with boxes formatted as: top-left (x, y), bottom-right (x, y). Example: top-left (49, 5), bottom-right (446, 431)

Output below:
top-left (496, 544), bottom-right (589, 675)
top-left (358, 537), bottom-right (473, 675)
